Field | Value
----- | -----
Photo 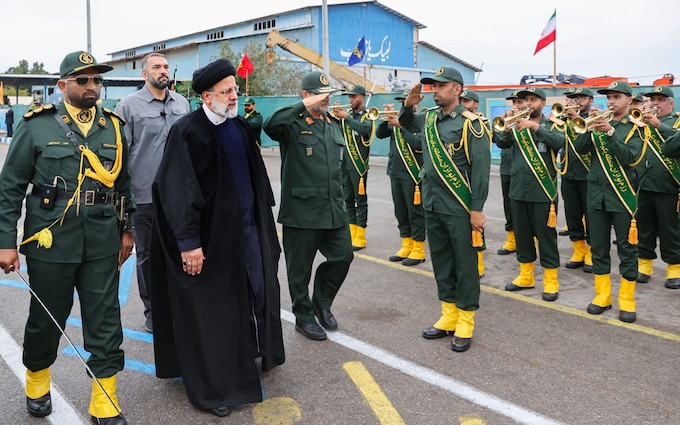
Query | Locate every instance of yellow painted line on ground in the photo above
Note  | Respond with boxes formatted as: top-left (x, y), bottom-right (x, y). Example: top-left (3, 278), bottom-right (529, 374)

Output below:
top-left (459, 416), bottom-right (488, 425)
top-left (353, 252), bottom-right (680, 344)
top-left (343, 361), bottom-right (406, 425)
top-left (252, 397), bottom-right (302, 425)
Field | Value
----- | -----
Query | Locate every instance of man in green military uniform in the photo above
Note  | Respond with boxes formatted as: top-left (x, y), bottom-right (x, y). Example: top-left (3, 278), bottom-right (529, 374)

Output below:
top-left (0, 51), bottom-right (135, 424)
top-left (634, 86), bottom-right (680, 288)
top-left (376, 89), bottom-right (426, 266)
top-left (263, 71), bottom-right (353, 341)
top-left (560, 87), bottom-right (595, 273)
top-left (332, 84), bottom-right (374, 250)
top-left (243, 96), bottom-right (263, 146)
top-left (495, 87), bottom-right (563, 302)
top-left (573, 81), bottom-right (644, 323)
top-left (495, 90), bottom-right (525, 256)
top-left (400, 67), bottom-right (491, 352)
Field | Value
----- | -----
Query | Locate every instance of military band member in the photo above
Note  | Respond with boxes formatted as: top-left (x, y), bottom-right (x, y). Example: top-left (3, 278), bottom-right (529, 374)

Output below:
top-left (560, 87), bottom-right (594, 273)
top-left (400, 67), bottom-right (491, 352)
top-left (634, 86), bottom-right (680, 288)
top-left (263, 71), bottom-right (354, 341)
top-left (377, 90), bottom-right (427, 266)
top-left (332, 84), bottom-right (375, 250)
top-left (495, 90), bottom-right (525, 256)
top-left (573, 81), bottom-right (644, 323)
top-left (243, 96), bottom-right (263, 146)
top-left (0, 51), bottom-right (135, 424)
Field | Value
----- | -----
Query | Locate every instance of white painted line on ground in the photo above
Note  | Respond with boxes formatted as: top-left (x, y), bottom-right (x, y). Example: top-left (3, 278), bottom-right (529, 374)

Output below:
top-left (0, 324), bottom-right (86, 425)
top-left (281, 309), bottom-right (562, 425)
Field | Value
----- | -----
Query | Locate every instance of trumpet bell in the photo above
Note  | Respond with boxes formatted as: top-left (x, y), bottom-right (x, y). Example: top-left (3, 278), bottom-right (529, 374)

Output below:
top-left (551, 103), bottom-right (579, 117)
top-left (629, 106), bottom-right (658, 120)
top-left (492, 108), bottom-right (531, 132)
top-left (366, 106), bottom-right (399, 121)
top-left (571, 108), bottom-right (614, 134)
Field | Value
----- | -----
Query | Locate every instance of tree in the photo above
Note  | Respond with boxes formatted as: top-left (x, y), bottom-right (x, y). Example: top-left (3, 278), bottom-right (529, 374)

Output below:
top-left (218, 40), bottom-right (305, 96)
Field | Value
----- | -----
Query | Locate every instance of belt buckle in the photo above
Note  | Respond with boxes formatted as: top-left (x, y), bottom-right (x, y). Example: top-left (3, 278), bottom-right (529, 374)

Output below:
top-left (84, 190), bottom-right (96, 206)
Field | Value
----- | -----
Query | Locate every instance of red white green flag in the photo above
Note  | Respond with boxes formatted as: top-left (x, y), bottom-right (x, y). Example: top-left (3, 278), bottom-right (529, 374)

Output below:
top-left (534, 10), bottom-right (556, 56)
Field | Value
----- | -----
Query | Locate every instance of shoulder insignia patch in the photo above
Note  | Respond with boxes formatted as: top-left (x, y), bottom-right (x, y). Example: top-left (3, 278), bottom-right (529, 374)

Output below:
top-left (103, 107), bottom-right (126, 124)
top-left (462, 110), bottom-right (479, 121)
top-left (23, 103), bottom-right (55, 120)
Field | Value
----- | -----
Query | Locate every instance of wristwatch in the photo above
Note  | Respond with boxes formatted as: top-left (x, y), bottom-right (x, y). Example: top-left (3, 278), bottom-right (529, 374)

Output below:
top-left (124, 225), bottom-right (136, 237)
top-left (606, 127), bottom-right (615, 137)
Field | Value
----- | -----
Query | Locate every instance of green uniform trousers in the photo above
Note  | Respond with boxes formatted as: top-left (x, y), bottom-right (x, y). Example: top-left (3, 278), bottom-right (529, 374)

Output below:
top-left (501, 174), bottom-right (513, 232)
top-left (283, 225), bottom-right (353, 324)
top-left (510, 199), bottom-right (560, 268)
top-left (23, 254), bottom-right (124, 378)
top-left (390, 177), bottom-right (425, 242)
top-left (561, 178), bottom-right (589, 243)
top-left (637, 190), bottom-right (680, 264)
top-left (588, 208), bottom-right (638, 280)
top-left (425, 210), bottom-right (480, 311)
top-left (345, 168), bottom-right (368, 228)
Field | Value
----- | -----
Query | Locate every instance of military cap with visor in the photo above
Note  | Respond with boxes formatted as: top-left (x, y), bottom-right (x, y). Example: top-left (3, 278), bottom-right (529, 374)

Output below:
top-left (345, 84), bottom-right (366, 95)
top-left (597, 81), bottom-right (633, 96)
top-left (505, 89), bottom-right (521, 100)
top-left (460, 89), bottom-right (479, 102)
top-left (421, 67), bottom-right (465, 85)
top-left (60, 51), bottom-right (113, 78)
top-left (643, 86), bottom-right (675, 98)
top-left (302, 71), bottom-right (338, 94)
top-left (394, 89), bottom-right (410, 101)
top-left (517, 87), bottom-right (547, 100)
top-left (243, 96), bottom-right (255, 105)
top-left (564, 87), bottom-right (594, 98)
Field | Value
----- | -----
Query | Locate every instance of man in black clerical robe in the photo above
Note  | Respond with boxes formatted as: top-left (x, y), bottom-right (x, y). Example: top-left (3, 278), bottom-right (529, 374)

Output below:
top-left (149, 58), bottom-right (284, 417)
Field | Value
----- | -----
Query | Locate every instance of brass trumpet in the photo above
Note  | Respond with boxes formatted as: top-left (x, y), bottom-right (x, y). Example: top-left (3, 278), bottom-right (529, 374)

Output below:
top-left (366, 106), bottom-right (399, 121)
top-left (629, 106), bottom-right (658, 120)
top-left (492, 108), bottom-right (531, 132)
top-left (330, 104), bottom-right (352, 109)
top-left (571, 108), bottom-right (614, 134)
top-left (551, 103), bottom-right (579, 118)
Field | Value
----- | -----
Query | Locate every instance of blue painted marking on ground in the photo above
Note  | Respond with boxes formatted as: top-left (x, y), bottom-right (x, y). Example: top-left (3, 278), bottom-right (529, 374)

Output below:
top-left (61, 345), bottom-right (156, 375)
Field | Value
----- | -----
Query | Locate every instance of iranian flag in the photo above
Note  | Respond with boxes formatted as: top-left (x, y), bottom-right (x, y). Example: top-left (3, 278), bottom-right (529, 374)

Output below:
top-left (534, 10), bottom-right (556, 56)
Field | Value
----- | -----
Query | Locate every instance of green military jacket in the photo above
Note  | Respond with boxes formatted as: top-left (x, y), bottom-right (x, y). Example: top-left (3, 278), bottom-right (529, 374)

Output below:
top-left (341, 109), bottom-right (374, 171)
top-left (573, 117), bottom-right (644, 213)
top-left (263, 101), bottom-right (348, 229)
top-left (245, 110), bottom-right (263, 143)
top-left (496, 115), bottom-right (564, 203)
top-left (400, 104), bottom-right (491, 216)
top-left (638, 112), bottom-right (680, 193)
top-left (494, 132), bottom-right (514, 176)
top-left (661, 117), bottom-right (680, 158)
top-left (376, 120), bottom-right (423, 182)
top-left (0, 103), bottom-right (136, 262)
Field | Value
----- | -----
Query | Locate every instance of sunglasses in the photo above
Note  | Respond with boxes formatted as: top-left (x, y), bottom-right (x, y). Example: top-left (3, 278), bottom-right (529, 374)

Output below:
top-left (63, 75), bottom-right (104, 86)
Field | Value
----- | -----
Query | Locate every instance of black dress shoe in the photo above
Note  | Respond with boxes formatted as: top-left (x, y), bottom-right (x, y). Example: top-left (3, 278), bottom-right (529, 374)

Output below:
top-left (451, 337), bottom-right (471, 352)
top-left (497, 247), bottom-right (515, 255)
top-left (389, 254), bottom-right (406, 262)
top-left (209, 406), bottom-right (231, 417)
top-left (665, 278), bottom-right (680, 289)
top-left (295, 322), bottom-right (327, 340)
top-left (542, 292), bottom-right (558, 302)
top-left (312, 302), bottom-right (338, 330)
top-left (565, 260), bottom-right (584, 269)
top-left (504, 283), bottom-right (534, 291)
top-left (636, 273), bottom-right (650, 283)
top-left (402, 257), bottom-right (425, 266)
top-left (27, 392), bottom-right (52, 417)
top-left (422, 327), bottom-right (454, 339)
top-left (90, 414), bottom-right (127, 425)
top-left (587, 303), bottom-right (611, 315)
top-left (583, 264), bottom-right (593, 273)
top-left (558, 230), bottom-right (569, 236)
top-left (619, 311), bottom-right (637, 323)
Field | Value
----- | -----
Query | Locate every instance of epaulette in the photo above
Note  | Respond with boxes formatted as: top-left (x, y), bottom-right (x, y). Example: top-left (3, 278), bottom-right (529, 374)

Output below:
top-left (462, 110), bottom-right (479, 121)
top-left (103, 107), bottom-right (126, 124)
top-left (549, 116), bottom-right (565, 126)
top-left (23, 103), bottom-right (55, 120)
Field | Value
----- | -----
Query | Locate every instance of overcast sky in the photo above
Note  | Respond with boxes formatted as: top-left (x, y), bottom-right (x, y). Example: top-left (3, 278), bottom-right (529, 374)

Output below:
top-left (4, 0), bottom-right (679, 86)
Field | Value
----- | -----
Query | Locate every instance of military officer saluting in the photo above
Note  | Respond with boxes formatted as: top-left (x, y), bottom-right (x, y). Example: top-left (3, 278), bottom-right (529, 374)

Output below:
top-left (634, 86), bottom-right (680, 288)
top-left (0, 51), bottom-right (135, 424)
top-left (263, 71), bottom-right (354, 341)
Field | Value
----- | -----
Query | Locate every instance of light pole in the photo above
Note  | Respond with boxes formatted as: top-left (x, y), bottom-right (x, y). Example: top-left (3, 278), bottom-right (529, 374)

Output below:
top-left (86, 0), bottom-right (92, 53)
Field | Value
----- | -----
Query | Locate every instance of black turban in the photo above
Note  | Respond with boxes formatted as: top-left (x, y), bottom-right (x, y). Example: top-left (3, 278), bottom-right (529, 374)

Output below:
top-left (191, 58), bottom-right (236, 93)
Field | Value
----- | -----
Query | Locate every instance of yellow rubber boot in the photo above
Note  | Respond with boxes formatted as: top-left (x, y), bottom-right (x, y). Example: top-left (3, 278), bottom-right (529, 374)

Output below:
top-left (451, 310), bottom-right (476, 352)
top-left (26, 368), bottom-right (50, 399)
top-left (478, 251), bottom-right (485, 277)
top-left (390, 237), bottom-right (412, 262)
top-left (403, 240), bottom-right (426, 266)
top-left (432, 301), bottom-right (459, 331)
top-left (542, 268), bottom-right (559, 301)
top-left (637, 258), bottom-right (653, 283)
top-left (587, 274), bottom-right (612, 315)
top-left (498, 231), bottom-right (516, 254)
top-left (89, 375), bottom-right (121, 419)
top-left (352, 226), bottom-right (367, 250)
top-left (349, 224), bottom-right (357, 241)
top-left (584, 244), bottom-right (593, 273)
top-left (566, 240), bottom-right (586, 268)
top-left (618, 278), bottom-right (637, 323)
top-left (665, 263), bottom-right (680, 289)
top-left (505, 262), bottom-right (535, 291)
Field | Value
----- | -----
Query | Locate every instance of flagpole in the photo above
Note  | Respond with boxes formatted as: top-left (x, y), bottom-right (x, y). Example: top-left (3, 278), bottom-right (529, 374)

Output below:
top-left (553, 38), bottom-right (557, 88)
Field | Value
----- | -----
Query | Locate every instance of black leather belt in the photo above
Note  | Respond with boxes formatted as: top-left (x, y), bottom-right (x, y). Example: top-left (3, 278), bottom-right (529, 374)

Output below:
top-left (31, 186), bottom-right (119, 206)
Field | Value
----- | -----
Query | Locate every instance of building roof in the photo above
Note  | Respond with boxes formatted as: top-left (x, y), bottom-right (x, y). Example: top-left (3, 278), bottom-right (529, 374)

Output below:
top-left (418, 41), bottom-right (482, 73)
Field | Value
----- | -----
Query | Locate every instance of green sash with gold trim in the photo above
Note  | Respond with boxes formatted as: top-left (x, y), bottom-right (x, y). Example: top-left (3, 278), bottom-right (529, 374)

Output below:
top-left (645, 126), bottom-right (680, 186)
top-left (512, 128), bottom-right (557, 201)
top-left (343, 120), bottom-right (368, 176)
top-left (565, 123), bottom-right (591, 172)
top-left (592, 131), bottom-right (637, 216)
top-left (424, 110), bottom-right (471, 212)
top-left (394, 127), bottom-right (422, 184)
